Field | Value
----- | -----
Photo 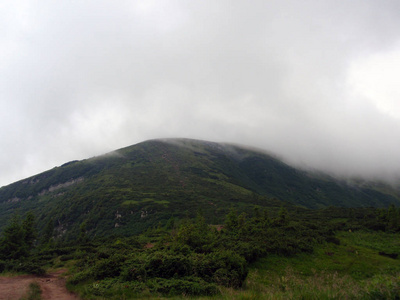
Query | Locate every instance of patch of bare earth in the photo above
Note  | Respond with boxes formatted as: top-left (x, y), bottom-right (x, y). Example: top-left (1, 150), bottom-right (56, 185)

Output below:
top-left (0, 269), bottom-right (79, 300)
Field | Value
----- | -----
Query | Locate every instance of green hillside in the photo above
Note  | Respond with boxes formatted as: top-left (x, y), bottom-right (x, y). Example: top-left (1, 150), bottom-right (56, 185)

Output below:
top-left (0, 138), bottom-right (399, 240)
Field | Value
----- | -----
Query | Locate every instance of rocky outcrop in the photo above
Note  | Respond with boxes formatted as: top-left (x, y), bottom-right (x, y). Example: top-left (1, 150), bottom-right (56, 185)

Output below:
top-left (39, 177), bottom-right (84, 196)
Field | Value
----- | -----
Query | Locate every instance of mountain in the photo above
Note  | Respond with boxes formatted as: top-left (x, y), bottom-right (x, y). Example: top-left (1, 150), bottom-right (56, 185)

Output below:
top-left (1, 138), bottom-right (399, 239)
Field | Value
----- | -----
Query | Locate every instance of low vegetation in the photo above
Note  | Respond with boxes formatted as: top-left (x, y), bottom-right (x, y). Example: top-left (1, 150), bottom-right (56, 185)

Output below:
top-left (0, 205), bottom-right (399, 299)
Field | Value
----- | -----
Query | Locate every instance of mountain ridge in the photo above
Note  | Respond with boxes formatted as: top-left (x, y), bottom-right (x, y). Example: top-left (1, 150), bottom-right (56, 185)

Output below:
top-left (1, 138), bottom-right (399, 239)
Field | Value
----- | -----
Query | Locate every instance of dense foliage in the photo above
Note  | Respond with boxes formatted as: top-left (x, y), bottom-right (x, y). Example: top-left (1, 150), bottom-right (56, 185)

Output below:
top-left (64, 209), bottom-right (330, 297)
top-left (0, 205), bottom-right (400, 298)
top-left (0, 212), bottom-right (45, 275)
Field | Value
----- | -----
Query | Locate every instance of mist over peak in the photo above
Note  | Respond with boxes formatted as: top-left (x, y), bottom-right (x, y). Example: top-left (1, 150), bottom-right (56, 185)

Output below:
top-left (1, 1), bottom-right (400, 187)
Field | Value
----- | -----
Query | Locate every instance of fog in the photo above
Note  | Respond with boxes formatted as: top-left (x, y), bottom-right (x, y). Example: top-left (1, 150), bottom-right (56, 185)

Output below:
top-left (1, 0), bottom-right (400, 187)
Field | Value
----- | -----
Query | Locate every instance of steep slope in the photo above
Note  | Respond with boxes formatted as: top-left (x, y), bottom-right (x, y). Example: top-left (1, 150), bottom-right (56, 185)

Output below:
top-left (0, 138), bottom-right (399, 239)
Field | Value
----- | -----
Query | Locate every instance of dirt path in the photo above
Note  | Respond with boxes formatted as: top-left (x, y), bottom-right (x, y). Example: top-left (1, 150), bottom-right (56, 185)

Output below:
top-left (0, 269), bottom-right (79, 300)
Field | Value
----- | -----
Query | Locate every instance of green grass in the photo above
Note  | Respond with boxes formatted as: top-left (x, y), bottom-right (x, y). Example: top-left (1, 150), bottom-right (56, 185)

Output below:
top-left (341, 230), bottom-right (400, 253)
top-left (251, 232), bottom-right (400, 278)
top-left (122, 199), bottom-right (169, 206)
top-left (154, 200), bottom-right (170, 205)
top-left (240, 268), bottom-right (400, 300)
top-left (122, 200), bottom-right (140, 205)
top-left (239, 231), bottom-right (400, 299)
top-left (20, 282), bottom-right (42, 300)
top-left (204, 179), bottom-right (253, 196)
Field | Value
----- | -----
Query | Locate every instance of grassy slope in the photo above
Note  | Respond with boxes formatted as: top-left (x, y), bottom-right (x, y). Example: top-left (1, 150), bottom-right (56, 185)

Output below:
top-left (240, 231), bottom-right (400, 299)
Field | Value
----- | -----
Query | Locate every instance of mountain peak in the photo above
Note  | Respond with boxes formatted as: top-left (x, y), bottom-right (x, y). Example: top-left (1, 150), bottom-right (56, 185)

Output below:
top-left (1, 138), bottom-right (399, 239)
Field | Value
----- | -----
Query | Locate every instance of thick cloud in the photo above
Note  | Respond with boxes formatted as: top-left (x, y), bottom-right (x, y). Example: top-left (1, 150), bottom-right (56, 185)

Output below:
top-left (1, 0), bottom-right (400, 186)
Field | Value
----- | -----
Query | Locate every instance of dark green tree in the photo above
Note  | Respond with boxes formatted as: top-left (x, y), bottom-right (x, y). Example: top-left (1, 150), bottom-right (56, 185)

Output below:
top-left (0, 214), bottom-right (29, 259)
top-left (78, 221), bottom-right (89, 244)
top-left (22, 211), bottom-right (37, 248)
top-left (176, 213), bottom-right (215, 252)
top-left (278, 207), bottom-right (288, 224)
top-left (41, 218), bottom-right (54, 245)
top-left (225, 208), bottom-right (239, 232)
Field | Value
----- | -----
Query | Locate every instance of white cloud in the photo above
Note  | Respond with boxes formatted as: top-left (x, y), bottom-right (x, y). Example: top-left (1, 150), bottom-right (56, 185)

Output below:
top-left (2, 0), bottom-right (400, 186)
top-left (348, 45), bottom-right (400, 119)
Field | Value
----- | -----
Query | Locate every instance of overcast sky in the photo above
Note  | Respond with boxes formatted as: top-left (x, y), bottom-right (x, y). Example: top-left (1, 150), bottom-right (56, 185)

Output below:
top-left (1, 0), bottom-right (400, 187)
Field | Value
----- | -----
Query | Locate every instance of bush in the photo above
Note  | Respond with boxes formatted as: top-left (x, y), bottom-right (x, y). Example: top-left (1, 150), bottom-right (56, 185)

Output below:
top-left (326, 236), bottom-right (341, 245)
top-left (145, 252), bottom-right (192, 278)
top-left (121, 258), bottom-right (147, 282)
top-left (91, 255), bottom-right (124, 280)
top-left (0, 260), bottom-right (6, 273)
top-left (87, 278), bottom-right (120, 297)
top-left (59, 254), bottom-right (75, 261)
top-left (15, 261), bottom-right (45, 275)
top-left (85, 279), bottom-right (148, 298)
top-left (146, 277), bottom-right (219, 296)
top-left (67, 270), bottom-right (93, 285)
top-left (0, 259), bottom-right (44, 275)
top-left (196, 250), bottom-right (248, 288)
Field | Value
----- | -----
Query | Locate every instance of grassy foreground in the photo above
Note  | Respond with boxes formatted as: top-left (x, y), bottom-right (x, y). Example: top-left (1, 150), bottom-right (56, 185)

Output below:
top-left (63, 231), bottom-right (400, 299)
top-left (237, 232), bottom-right (399, 299)
top-left (2, 206), bottom-right (400, 299)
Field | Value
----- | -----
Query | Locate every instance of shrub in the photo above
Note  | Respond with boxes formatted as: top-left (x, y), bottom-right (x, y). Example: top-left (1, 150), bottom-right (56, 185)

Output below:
top-left (85, 279), bottom-right (148, 298)
top-left (201, 250), bottom-right (248, 288)
top-left (121, 259), bottom-right (147, 282)
top-left (91, 255), bottom-right (124, 280)
top-left (326, 236), bottom-right (341, 245)
top-left (0, 260), bottom-right (6, 273)
top-left (146, 277), bottom-right (219, 296)
top-left (67, 270), bottom-right (93, 285)
top-left (87, 278), bottom-right (120, 297)
top-left (59, 254), bottom-right (75, 261)
top-left (15, 261), bottom-right (45, 275)
top-left (145, 252), bottom-right (192, 278)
